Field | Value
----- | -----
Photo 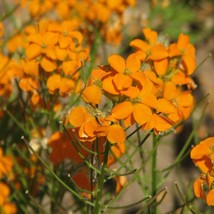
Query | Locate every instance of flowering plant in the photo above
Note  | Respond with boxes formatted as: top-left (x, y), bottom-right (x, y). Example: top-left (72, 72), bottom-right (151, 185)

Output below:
top-left (0, 0), bottom-right (213, 213)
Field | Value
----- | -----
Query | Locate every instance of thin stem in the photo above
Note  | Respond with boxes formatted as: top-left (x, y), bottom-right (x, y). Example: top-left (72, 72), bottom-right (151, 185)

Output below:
top-left (94, 141), bottom-right (110, 214)
top-left (89, 142), bottom-right (96, 214)
top-left (106, 139), bottom-right (161, 209)
top-left (151, 133), bottom-right (158, 214)
top-left (85, 28), bottom-right (100, 82)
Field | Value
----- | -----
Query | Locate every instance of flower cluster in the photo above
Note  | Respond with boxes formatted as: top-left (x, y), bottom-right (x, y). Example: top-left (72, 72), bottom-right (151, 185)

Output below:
top-left (19, 0), bottom-right (136, 45)
top-left (0, 147), bottom-right (17, 214)
top-left (61, 28), bottom-right (197, 193)
top-left (190, 137), bottom-right (214, 206)
top-left (81, 28), bottom-right (196, 135)
top-left (3, 19), bottom-right (89, 107)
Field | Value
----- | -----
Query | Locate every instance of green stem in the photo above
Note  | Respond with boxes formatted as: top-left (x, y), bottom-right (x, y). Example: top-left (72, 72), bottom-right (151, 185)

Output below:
top-left (106, 139), bottom-right (161, 210)
top-left (0, 2), bottom-right (19, 21)
top-left (152, 133), bottom-right (158, 214)
top-left (85, 28), bottom-right (100, 82)
top-left (94, 141), bottom-right (110, 214)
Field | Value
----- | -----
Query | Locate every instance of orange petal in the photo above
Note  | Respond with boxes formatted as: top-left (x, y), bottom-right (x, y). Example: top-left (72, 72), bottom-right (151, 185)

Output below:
top-left (83, 117), bottom-right (99, 137)
top-left (143, 114), bottom-right (173, 133)
top-left (206, 189), bottom-right (214, 206)
top-left (27, 33), bottom-right (42, 45)
top-left (133, 50), bottom-right (147, 61)
top-left (193, 177), bottom-right (206, 199)
top-left (113, 73), bottom-right (132, 91)
top-left (194, 157), bottom-right (212, 173)
top-left (182, 55), bottom-right (196, 75)
top-left (156, 98), bottom-right (175, 114)
top-left (108, 55), bottom-right (125, 73)
top-left (43, 32), bottom-right (59, 46)
top-left (177, 34), bottom-right (190, 50)
top-left (48, 131), bottom-right (84, 165)
top-left (70, 31), bottom-right (83, 44)
top-left (24, 60), bottom-right (39, 77)
top-left (177, 92), bottom-right (194, 107)
top-left (130, 72), bottom-right (146, 86)
top-left (163, 81), bottom-right (177, 100)
top-left (168, 109), bottom-right (182, 123)
top-left (107, 142), bottom-right (125, 166)
top-left (121, 86), bottom-right (140, 98)
top-left (68, 106), bottom-right (87, 127)
top-left (26, 44), bottom-right (41, 60)
top-left (140, 93), bottom-right (157, 109)
top-left (40, 57), bottom-right (57, 72)
top-left (190, 138), bottom-right (214, 160)
top-left (102, 76), bottom-right (119, 95)
top-left (154, 58), bottom-right (168, 76)
top-left (144, 70), bottom-right (162, 87)
top-left (59, 78), bottom-right (75, 95)
top-left (43, 46), bottom-right (57, 60)
top-left (56, 46), bottom-right (67, 61)
top-left (62, 60), bottom-right (77, 76)
top-left (59, 35), bottom-right (72, 48)
top-left (150, 43), bottom-right (168, 60)
top-left (72, 168), bottom-right (91, 191)
top-left (82, 85), bottom-right (102, 105)
top-left (126, 54), bottom-right (141, 74)
top-left (124, 114), bottom-right (135, 128)
top-left (168, 43), bottom-right (181, 57)
top-left (107, 124), bottom-right (126, 145)
top-left (133, 103), bottom-right (152, 125)
top-left (111, 101), bottom-right (133, 120)
top-left (143, 28), bottom-right (158, 45)
top-left (91, 68), bottom-right (107, 81)
top-left (3, 203), bottom-right (17, 214)
top-left (31, 91), bottom-right (40, 105)
top-left (130, 39), bottom-right (150, 53)
top-left (47, 74), bottom-right (61, 94)
top-left (154, 114), bottom-right (173, 132)
top-left (142, 113), bottom-right (156, 131)
top-left (0, 182), bottom-right (10, 197)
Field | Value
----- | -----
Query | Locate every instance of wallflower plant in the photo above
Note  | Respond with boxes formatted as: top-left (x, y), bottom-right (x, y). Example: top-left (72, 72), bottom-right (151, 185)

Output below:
top-left (0, 1), bottom-right (213, 214)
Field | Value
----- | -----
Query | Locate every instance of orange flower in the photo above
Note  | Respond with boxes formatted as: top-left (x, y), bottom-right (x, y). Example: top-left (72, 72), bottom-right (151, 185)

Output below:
top-left (159, 81), bottom-right (194, 123)
top-left (0, 56), bottom-right (24, 98)
top-left (82, 85), bottom-right (102, 105)
top-left (27, 0), bottom-right (53, 17)
top-left (176, 34), bottom-right (196, 75)
top-left (71, 167), bottom-right (92, 194)
top-left (130, 28), bottom-right (170, 76)
top-left (48, 129), bottom-right (98, 165)
top-left (193, 173), bottom-right (214, 206)
top-left (142, 113), bottom-right (173, 134)
top-left (0, 147), bottom-right (14, 179)
top-left (68, 106), bottom-right (99, 142)
top-left (107, 139), bottom-right (126, 166)
top-left (19, 77), bottom-right (40, 105)
top-left (102, 54), bottom-right (141, 95)
top-left (0, 182), bottom-right (17, 214)
top-left (68, 106), bottom-right (126, 146)
top-left (191, 137), bottom-right (214, 206)
top-left (190, 137), bottom-right (214, 173)
top-left (26, 29), bottom-right (58, 72)
top-left (130, 28), bottom-right (158, 60)
top-left (111, 101), bottom-right (152, 127)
